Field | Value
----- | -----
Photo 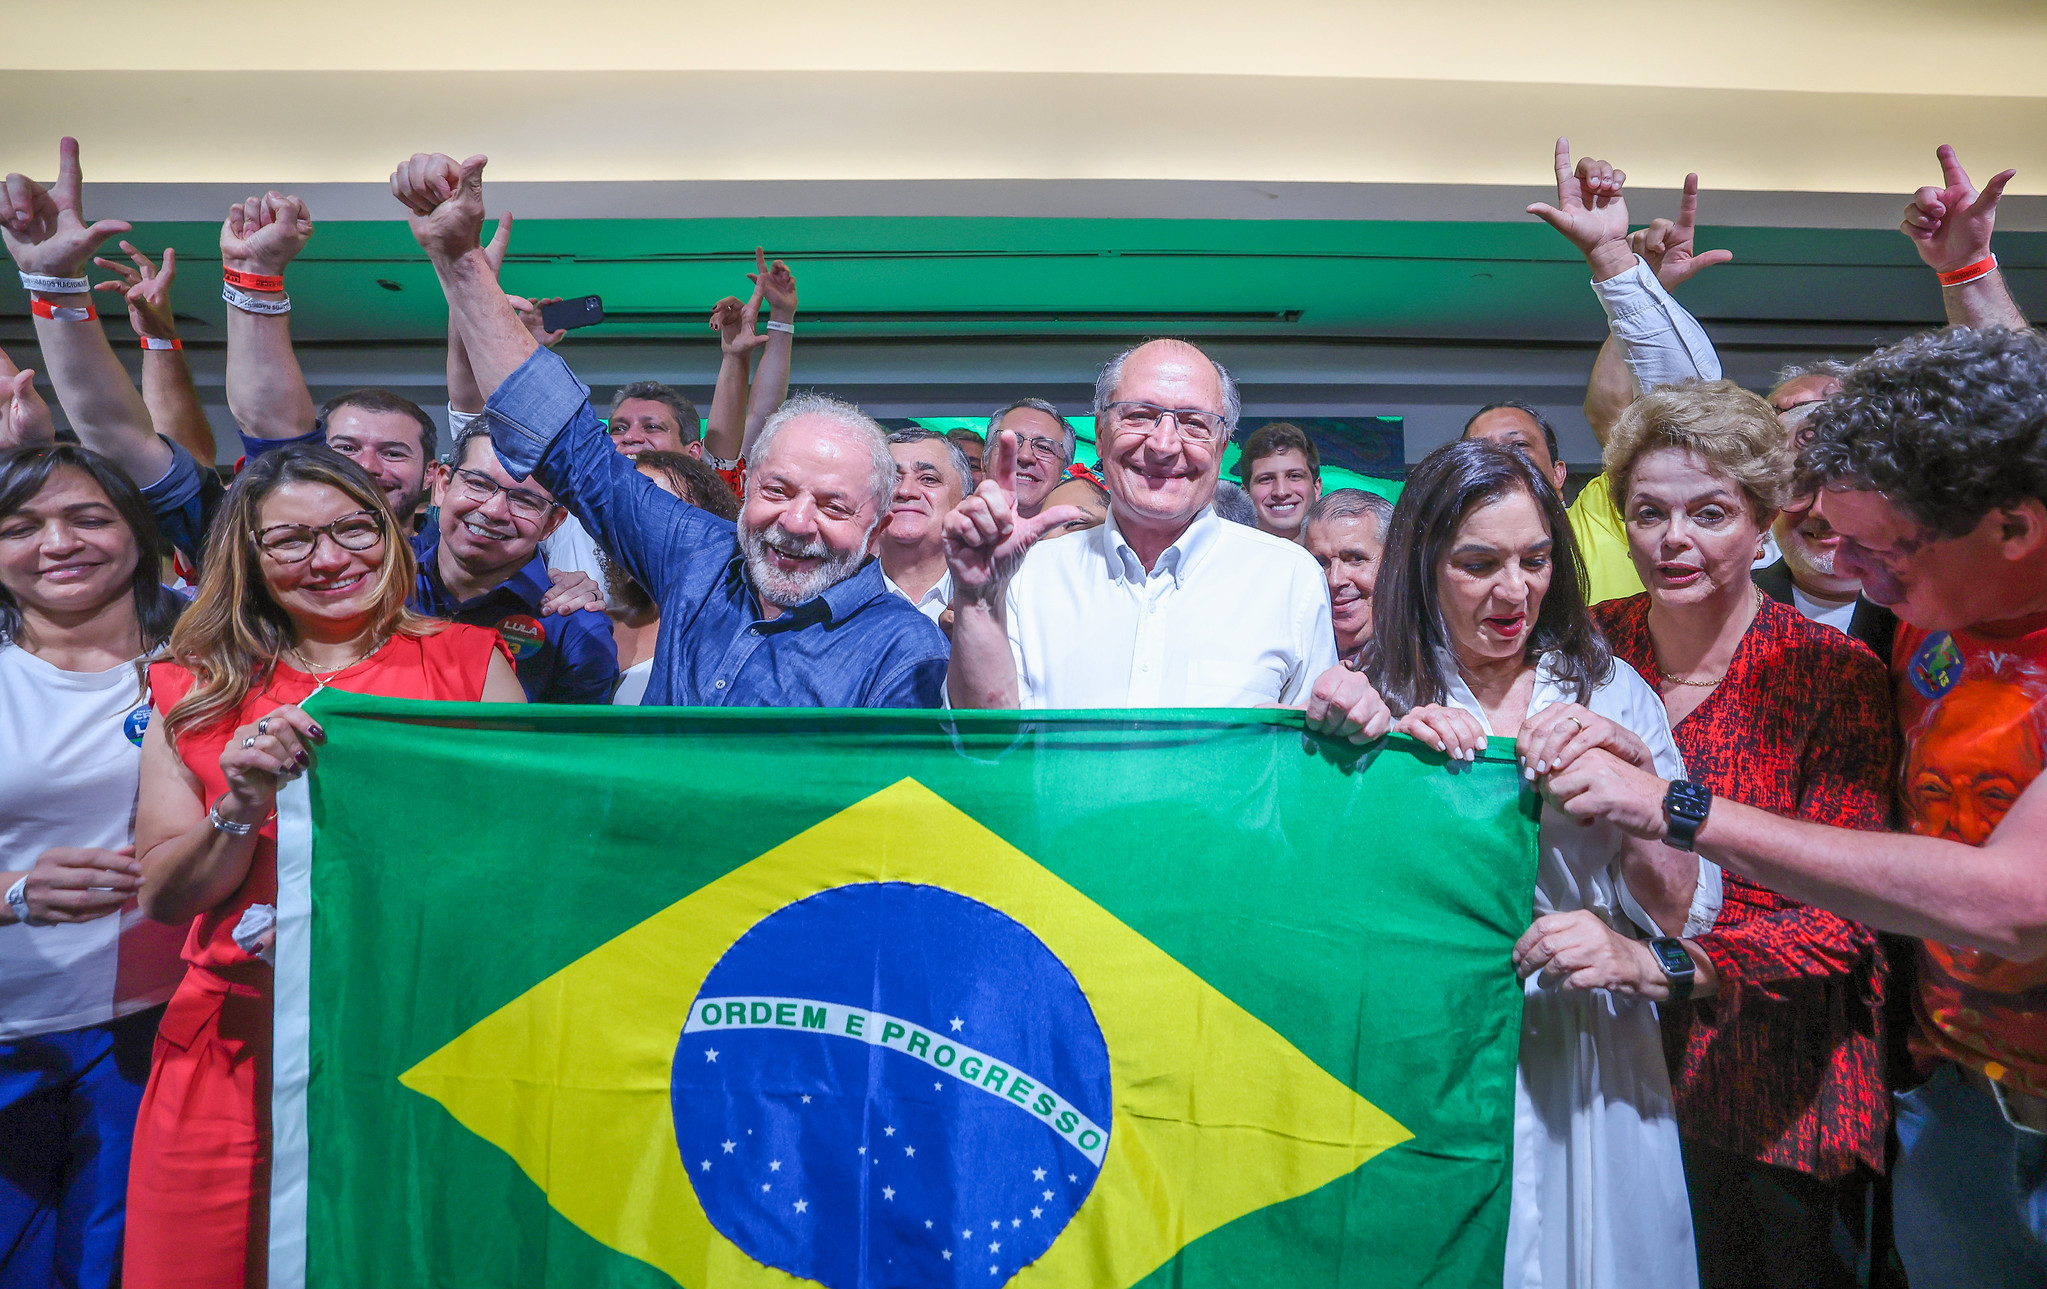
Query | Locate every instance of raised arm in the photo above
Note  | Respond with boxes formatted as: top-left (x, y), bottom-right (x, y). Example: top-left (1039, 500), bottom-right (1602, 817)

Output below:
top-left (221, 192), bottom-right (319, 443)
top-left (1902, 143), bottom-right (2027, 331)
top-left (447, 213), bottom-right (565, 417)
top-left (0, 345), bottom-right (54, 451)
top-left (95, 242), bottom-right (215, 464)
top-left (741, 249), bottom-right (798, 456)
top-left (943, 429), bottom-right (1086, 709)
top-left (701, 289), bottom-right (761, 464)
top-left (0, 137), bottom-right (169, 483)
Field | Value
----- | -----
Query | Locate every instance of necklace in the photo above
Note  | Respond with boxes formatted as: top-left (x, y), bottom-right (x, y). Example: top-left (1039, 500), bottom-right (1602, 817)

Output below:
top-left (286, 635), bottom-right (384, 695)
top-left (1655, 586), bottom-right (1765, 689)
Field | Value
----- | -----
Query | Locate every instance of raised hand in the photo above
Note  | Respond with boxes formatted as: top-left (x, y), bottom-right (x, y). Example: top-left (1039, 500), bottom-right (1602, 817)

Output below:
top-left (748, 247), bottom-right (797, 317)
top-left (0, 345), bottom-right (54, 450)
top-left (942, 429), bottom-right (1087, 598)
top-left (508, 295), bottom-right (568, 348)
top-left (1902, 143), bottom-right (2016, 273)
top-left (92, 241), bottom-right (180, 339)
top-left (1629, 173), bottom-right (1733, 290)
top-left (0, 137), bottom-right (132, 278)
top-left (220, 192), bottom-right (314, 277)
top-left (712, 283), bottom-right (767, 357)
top-left (391, 152), bottom-right (488, 263)
top-left (1526, 138), bottom-right (1632, 277)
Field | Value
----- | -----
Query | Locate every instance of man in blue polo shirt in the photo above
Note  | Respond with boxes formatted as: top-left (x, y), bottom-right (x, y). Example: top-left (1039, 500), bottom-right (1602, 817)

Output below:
top-left (396, 150), bottom-right (945, 708)
top-left (410, 426), bottom-right (618, 703)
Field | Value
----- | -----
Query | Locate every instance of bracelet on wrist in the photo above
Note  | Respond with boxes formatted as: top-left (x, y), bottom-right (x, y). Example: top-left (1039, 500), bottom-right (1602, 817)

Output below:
top-left (222, 267), bottom-right (285, 292)
top-left (222, 283), bottom-right (291, 315)
top-left (4, 875), bottom-right (33, 926)
top-left (30, 297), bottom-right (97, 323)
top-left (208, 795), bottom-right (274, 835)
top-left (17, 270), bottom-right (89, 294)
top-left (140, 336), bottom-right (183, 351)
top-left (764, 320), bottom-right (795, 334)
top-left (1938, 254), bottom-right (1998, 288)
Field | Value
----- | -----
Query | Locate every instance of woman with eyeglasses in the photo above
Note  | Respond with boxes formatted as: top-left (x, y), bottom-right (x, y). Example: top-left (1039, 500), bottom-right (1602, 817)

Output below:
top-left (123, 446), bottom-right (521, 1288)
top-left (0, 443), bottom-right (188, 1289)
top-left (1366, 438), bottom-right (1718, 1289)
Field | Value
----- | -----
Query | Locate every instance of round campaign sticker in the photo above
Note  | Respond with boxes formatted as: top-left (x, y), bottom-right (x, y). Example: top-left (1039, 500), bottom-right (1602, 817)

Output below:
top-left (674, 882), bottom-right (1111, 1288)
top-left (496, 615), bottom-right (545, 660)
top-left (122, 704), bottom-right (151, 746)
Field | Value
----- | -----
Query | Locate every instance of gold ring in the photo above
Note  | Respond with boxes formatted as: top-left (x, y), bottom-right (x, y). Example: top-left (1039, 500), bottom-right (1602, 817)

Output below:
top-left (1564, 716), bottom-right (1585, 734)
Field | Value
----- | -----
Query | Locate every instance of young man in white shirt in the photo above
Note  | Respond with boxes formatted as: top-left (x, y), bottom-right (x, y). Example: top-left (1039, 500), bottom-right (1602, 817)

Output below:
top-left (941, 338), bottom-right (1388, 740)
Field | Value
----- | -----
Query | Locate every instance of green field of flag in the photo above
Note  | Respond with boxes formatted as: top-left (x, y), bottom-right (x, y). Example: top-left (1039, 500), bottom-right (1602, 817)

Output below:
top-left (270, 697), bottom-right (1536, 1288)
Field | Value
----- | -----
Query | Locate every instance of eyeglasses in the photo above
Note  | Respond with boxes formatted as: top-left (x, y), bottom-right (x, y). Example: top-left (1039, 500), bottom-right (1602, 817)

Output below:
top-left (1101, 400), bottom-right (1229, 444)
top-left (252, 510), bottom-right (385, 563)
top-left (1012, 434), bottom-right (1072, 464)
top-left (450, 467), bottom-right (558, 522)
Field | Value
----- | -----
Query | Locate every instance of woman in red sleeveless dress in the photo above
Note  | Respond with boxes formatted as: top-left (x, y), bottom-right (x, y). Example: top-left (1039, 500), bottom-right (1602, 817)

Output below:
top-left (127, 447), bottom-right (522, 1288)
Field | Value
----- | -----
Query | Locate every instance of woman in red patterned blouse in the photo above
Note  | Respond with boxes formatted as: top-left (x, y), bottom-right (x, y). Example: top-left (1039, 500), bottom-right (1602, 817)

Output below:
top-left (1591, 382), bottom-right (1898, 1289)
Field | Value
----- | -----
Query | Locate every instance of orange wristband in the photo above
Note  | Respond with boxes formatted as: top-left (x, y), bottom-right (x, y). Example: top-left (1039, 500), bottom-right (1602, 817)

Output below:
top-left (222, 267), bottom-right (284, 292)
top-left (141, 336), bottom-right (183, 351)
top-left (1938, 255), bottom-right (1998, 288)
top-left (30, 297), bottom-right (96, 322)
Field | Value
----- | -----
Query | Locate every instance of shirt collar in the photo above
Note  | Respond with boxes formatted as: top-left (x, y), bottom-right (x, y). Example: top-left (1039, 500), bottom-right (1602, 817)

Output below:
top-left (1101, 504), bottom-right (1222, 589)
top-left (882, 565), bottom-right (952, 610)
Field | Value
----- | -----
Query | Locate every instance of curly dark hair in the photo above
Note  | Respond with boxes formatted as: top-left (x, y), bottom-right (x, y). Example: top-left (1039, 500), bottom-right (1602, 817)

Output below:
top-left (1796, 327), bottom-right (2047, 537)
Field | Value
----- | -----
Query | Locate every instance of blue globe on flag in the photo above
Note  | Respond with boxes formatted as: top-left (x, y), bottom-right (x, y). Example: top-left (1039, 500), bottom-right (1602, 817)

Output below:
top-left (671, 882), bottom-right (1112, 1287)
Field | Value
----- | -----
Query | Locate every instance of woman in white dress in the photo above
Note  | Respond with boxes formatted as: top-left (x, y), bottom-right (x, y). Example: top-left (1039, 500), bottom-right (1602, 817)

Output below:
top-left (1365, 439), bottom-right (1721, 1289)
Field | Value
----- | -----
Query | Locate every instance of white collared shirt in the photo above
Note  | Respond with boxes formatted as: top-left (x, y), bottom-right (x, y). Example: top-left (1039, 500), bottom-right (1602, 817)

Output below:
top-left (1003, 506), bottom-right (1336, 708)
top-left (883, 567), bottom-right (953, 626)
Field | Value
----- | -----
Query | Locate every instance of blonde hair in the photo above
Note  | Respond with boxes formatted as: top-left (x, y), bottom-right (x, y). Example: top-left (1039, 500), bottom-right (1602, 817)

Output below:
top-left (1604, 379), bottom-right (1793, 525)
top-left (165, 446), bottom-right (440, 739)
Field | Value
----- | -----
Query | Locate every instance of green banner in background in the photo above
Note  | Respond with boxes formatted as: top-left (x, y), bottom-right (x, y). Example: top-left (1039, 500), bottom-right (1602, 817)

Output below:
top-left (270, 698), bottom-right (1535, 1288)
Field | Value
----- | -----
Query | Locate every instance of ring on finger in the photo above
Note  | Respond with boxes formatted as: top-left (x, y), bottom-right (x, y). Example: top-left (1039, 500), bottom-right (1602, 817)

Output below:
top-left (257, 718), bottom-right (271, 735)
top-left (242, 735), bottom-right (258, 749)
top-left (1563, 716), bottom-right (1585, 735)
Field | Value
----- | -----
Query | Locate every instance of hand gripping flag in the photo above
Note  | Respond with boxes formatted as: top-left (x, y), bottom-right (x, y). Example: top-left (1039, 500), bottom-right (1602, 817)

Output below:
top-left (269, 698), bottom-right (1537, 1288)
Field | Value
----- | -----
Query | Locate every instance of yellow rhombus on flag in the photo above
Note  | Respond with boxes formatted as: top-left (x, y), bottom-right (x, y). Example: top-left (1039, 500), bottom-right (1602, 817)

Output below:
top-left (401, 778), bottom-right (1411, 1287)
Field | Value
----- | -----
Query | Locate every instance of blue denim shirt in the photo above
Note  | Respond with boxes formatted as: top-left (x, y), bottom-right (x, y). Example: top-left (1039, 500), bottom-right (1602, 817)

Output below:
top-left (482, 347), bottom-right (948, 708)
top-left (408, 526), bottom-right (619, 705)
top-left (139, 434), bottom-right (224, 568)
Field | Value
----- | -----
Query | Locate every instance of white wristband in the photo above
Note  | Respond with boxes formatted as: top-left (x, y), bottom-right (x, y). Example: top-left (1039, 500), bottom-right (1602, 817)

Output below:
top-left (764, 320), bottom-right (795, 334)
top-left (140, 336), bottom-right (180, 351)
top-left (5, 876), bottom-right (32, 926)
top-left (222, 283), bottom-right (291, 315)
top-left (18, 270), bottom-right (89, 294)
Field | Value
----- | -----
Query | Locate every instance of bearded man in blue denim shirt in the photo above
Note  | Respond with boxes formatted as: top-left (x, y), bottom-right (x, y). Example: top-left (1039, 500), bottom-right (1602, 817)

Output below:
top-left (392, 151), bottom-right (946, 708)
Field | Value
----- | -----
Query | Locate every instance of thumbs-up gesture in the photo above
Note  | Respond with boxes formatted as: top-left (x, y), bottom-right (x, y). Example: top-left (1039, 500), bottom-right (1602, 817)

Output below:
top-left (943, 429), bottom-right (1089, 599)
top-left (220, 192), bottom-right (314, 278)
top-left (0, 137), bottom-right (132, 279)
top-left (391, 152), bottom-right (489, 263)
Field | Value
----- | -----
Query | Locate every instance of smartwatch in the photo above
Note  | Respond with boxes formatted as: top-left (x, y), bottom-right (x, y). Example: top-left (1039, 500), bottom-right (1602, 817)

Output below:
top-left (1649, 936), bottom-right (1695, 1003)
top-left (1662, 779), bottom-right (1712, 851)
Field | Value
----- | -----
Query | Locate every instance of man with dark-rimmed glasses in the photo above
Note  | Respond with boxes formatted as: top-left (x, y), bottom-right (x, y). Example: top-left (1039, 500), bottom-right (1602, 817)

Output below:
top-left (408, 426), bottom-right (618, 703)
top-left (941, 338), bottom-right (1390, 740)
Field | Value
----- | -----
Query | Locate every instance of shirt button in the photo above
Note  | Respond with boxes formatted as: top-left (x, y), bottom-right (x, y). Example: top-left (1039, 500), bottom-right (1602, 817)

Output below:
top-left (715, 679), bottom-right (726, 689)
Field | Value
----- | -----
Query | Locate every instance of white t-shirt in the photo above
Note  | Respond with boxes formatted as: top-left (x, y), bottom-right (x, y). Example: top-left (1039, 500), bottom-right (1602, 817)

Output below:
top-left (1791, 584), bottom-right (1860, 636)
top-left (1003, 506), bottom-right (1336, 708)
top-left (612, 657), bottom-right (654, 706)
top-left (883, 567), bottom-right (953, 626)
top-left (0, 644), bottom-right (186, 1039)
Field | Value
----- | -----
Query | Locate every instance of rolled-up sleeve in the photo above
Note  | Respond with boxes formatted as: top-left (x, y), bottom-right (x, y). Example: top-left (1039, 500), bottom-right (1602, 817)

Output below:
top-left (484, 347), bottom-right (595, 477)
top-left (1591, 256), bottom-right (1722, 392)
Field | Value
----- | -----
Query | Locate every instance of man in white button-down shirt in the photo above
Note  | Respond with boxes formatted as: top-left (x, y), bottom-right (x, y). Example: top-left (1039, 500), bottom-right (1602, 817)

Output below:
top-left (942, 338), bottom-right (1390, 739)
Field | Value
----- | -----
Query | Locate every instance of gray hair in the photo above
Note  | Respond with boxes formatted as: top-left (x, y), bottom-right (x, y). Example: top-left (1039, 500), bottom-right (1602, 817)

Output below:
top-left (1212, 479), bottom-right (1259, 526)
top-left (750, 393), bottom-right (898, 516)
top-left (1769, 359), bottom-right (1856, 397)
top-left (885, 428), bottom-right (974, 497)
top-left (987, 397), bottom-right (1076, 457)
top-left (1092, 340), bottom-right (1242, 433)
top-left (1305, 487), bottom-right (1394, 541)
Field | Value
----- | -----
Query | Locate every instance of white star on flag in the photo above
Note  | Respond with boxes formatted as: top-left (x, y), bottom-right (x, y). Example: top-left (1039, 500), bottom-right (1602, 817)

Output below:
top-left (699, 1160), bottom-right (710, 1171)
top-left (905, 1146), bottom-right (916, 1157)
top-left (760, 1183), bottom-right (770, 1193)
top-left (793, 1199), bottom-right (808, 1213)
top-left (1012, 1218), bottom-right (1021, 1228)
top-left (857, 1146), bottom-right (867, 1156)
top-left (990, 1241), bottom-right (1002, 1253)
top-left (990, 1220), bottom-right (1001, 1230)
top-left (1031, 1207), bottom-right (1042, 1218)
top-left (721, 1141), bottom-right (735, 1154)
top-left (962, 1229), bottom-right (975, 1241)
top-left (950, 1017), bottom-right (963, 1031)
top-left (883, 1125), bottom-right (896, 1137)
top-left (769, 1160), bottom-right (782, 1172)
top-left (942, 1251), bottom-right (952, 1261)
top-left (1041, 1190), bottom-right (1052, 1201)
top-left (704, 1049), bottom-right (718, 1062)
top-left (1032, 1167), bottom-right (1046, 1181)
top-left (925, 1220), bottom-right (933, 1229)
top-left (1068, 1173), bottom-right (1077, 1182)
top-left (882, 1186), bottom-right (896, 1201)
top-left (800, 1095), bottom-right (811, 1104)
top-left (934, 1082), bottom-right (943, 1090)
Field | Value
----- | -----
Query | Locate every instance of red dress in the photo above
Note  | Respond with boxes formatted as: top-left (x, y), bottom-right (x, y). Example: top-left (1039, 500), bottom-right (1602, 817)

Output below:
top-left (123, 626), bottom-right (506, 1289)
top-left (1595, 595), bottom-right (1899, 1179)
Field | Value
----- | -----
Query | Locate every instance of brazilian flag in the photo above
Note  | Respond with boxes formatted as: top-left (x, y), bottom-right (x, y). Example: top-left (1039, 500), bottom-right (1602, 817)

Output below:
top-left (267, 696), bottom-right (1536, 1288)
